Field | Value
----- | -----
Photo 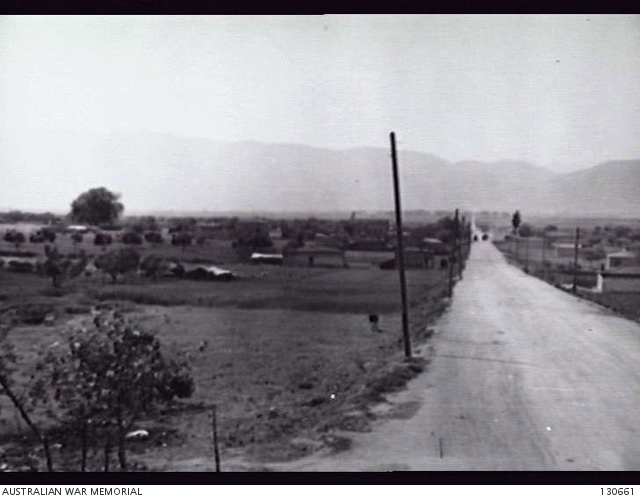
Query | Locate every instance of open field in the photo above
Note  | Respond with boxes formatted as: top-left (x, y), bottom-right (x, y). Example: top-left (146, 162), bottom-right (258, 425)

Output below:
top-left (0, 260), bottom-right (452, 471)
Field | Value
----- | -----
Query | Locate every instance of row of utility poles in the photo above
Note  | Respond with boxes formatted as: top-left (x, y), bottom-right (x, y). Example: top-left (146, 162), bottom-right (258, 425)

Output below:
top-left (389, 132), bottom-right (471, 359)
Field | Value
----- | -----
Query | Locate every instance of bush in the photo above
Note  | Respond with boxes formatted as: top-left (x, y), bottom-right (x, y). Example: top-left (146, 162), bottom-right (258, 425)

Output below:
top-left (4, 230), bottom-right (25, 248)
top-left (13, 303), bottom-right (55, 325)
top-left (122, 232), bottom-right (143, 245)
top-left (94, 247), bottom-right (141, 283)
top-left (7, 260), bottom-right (34, 273)
top-left (94, 232), bottom-right (113, 247)
top-left (144, 231), bottom-right (163, 245)
top-left (171, 232), bottom-right (193, 250)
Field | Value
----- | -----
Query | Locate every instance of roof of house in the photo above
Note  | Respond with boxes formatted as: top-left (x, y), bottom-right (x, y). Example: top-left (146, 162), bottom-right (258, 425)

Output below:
top-left (601, 266), bottom-right (640, 277)
top-left (553, 243), bottom-right (579, 249)
top-left (251, 252), bottom-right (283, 259)
top-left (606, 250), bottom-right (638, 258)
top-left (284, 242), bottom-right (343, 255)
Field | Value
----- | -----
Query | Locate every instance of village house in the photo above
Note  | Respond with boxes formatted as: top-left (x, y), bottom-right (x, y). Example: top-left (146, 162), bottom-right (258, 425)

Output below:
top-left (605, 249), bottom-right (639, 270)
top-left (553, 242), bottom-right (579, 258)
top-left (400, 247), bottom-right (430, 269)
top-left (597, 267), bottom-right (640, 293)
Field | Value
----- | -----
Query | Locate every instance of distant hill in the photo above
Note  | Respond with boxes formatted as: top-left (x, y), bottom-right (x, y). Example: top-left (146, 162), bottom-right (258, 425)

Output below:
top-left (1, 131), bottom-right (639, 216)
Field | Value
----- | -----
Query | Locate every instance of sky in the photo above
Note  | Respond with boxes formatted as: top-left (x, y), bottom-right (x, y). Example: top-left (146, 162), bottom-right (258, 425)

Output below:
top-left (1, 15), bottom-right (639, 212)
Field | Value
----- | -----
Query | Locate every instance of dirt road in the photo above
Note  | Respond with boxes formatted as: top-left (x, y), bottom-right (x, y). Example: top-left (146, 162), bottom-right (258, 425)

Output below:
top-left (271, 240), bottom-right (640, 471)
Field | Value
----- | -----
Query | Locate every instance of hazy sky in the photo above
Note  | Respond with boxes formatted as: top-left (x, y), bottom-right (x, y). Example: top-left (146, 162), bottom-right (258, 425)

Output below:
top-left (1, 15), bottom-right (639, 211)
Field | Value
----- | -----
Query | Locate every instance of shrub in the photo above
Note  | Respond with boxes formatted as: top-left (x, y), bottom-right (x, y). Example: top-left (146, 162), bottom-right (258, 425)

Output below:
top-left (94, 247), bottom-right (141, 283)
top-left (7, 260), bottom-right (34, 273)
top-left (14, 303), bottom-right (55, 325)
top-left (94, 233), bottom-right (113, 247)
top-left (171, 232), bottom-right (193, 251)
top-left (144, 232), bottom-right (163, 245)
top-left (4, 230), bottom-right (26, 248)
top-left (122, 232), bottom-right (143, 245)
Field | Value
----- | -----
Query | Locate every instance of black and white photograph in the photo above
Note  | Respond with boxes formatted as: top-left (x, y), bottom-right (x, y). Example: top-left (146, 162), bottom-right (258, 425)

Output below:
top-left (0, 15), bottom-right (639, 473)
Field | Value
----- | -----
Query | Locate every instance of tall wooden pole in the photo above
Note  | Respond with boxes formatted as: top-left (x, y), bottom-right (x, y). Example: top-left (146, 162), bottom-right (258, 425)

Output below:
top-left (212, 405), bottom-right (221, 472)
top-left (390, 132), bottom-right (412, 359)
top-left (542, 231), bottom-right (546, 275)
top-left (455, 209), bottom-right (462, 278)
top-left (572, 227), bottom-right (580, 293)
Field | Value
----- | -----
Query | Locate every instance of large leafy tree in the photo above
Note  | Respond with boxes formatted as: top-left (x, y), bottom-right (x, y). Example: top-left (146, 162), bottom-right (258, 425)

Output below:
top-left (70, 188), bottom-right (124, 226)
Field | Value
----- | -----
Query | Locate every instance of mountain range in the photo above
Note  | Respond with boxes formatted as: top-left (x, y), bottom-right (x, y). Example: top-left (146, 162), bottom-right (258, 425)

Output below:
top-left (2, 131), bottom-right (639, 216)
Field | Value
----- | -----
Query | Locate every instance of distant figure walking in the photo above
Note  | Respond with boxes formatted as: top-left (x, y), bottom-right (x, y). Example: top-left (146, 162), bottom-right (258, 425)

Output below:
top-left (369, 314), bottom-right (381, 333)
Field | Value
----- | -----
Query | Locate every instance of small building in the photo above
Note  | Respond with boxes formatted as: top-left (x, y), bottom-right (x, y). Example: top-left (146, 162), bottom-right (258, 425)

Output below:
top-left (605, 250), bottom-right (638, 270)
top-left (597, 267), bottom-right (640, 293)
top-left (553, 242), bottom-right (579, 258)
top-left (67, 225), bottom-right (90, 234)
top-left (250, 252), bottom-right (283, 265)
top-left (268, 226), bottom-right (284, 240)
top-left (400, 247), bottom-right (430, 269)
top-left (379, 247), bottom-right (445, 270)
top-left (283, 242), bottom-right (347, 268)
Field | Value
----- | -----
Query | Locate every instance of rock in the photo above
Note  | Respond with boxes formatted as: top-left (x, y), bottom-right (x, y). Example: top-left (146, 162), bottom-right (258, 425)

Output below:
top-left (43, 314), bottom-right (56, 326)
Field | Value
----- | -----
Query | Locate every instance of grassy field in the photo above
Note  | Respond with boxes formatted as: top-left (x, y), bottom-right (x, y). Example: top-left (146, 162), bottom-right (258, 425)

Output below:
top-left (0, 258), bottom-right (451, 470)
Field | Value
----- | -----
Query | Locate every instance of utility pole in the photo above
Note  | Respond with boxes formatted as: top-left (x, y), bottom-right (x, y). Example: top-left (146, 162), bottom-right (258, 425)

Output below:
top-left (455, 210), bottom-right (463, 278)
top-left (542, 231), bottom-right (547, 279)
top-left (390, 132), bottom-right (412, 359)
top-left (572, 227), bottom-right (580, 293)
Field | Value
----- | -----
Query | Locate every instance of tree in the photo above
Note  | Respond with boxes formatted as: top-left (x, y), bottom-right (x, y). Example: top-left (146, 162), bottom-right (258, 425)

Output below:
top-left (94, 247), bottom-right (141, 283)
top-left (144, 231), bottom-right (163, 246)
top-left (94, 232), bottom-right (113, 250)
top-left (70, 188), bottom-right (124, 226)
top-left (4, 230), bottom-right (25, 249)
top-left (171, 232), bottom-right (193, 252)
top-left (122, 232), bottom-right (143, 246)
top-left (42, 246), bottom-right (88, 289)
top-left (511, 210), bottom-right (521, 235)
top-left (71, 232), bottom-right (83, 245)
top-left (131, 216), bottom-right (158, 234)
top-left (30, 310), bottom-right (194, 470)
top-left (41, 228), bottom-right (56, 243)
top-left (140, 254), bottom-right (169, 280)
top-left (519, 223), bottom-right (534, 238)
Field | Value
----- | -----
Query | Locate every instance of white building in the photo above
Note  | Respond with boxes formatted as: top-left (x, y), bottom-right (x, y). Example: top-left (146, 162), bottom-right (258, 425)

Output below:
top-left (605, 250), bottom-right (638, 270)
top-left (597, 267), bottom-right (640, 293)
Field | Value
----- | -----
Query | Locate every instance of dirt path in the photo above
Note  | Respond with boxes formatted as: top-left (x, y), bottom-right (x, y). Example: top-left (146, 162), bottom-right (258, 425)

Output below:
top-left (250, 240), bottom-right (640, 471)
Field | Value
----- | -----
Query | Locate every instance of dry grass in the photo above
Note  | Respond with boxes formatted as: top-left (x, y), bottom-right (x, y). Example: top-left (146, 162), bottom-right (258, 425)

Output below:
top-left (0, 261), bottom-right (451, 470)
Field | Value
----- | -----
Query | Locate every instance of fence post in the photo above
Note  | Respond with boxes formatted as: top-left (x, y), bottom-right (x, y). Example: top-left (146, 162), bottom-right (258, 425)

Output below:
top-left (212, 405), bottom-right (221, 472)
